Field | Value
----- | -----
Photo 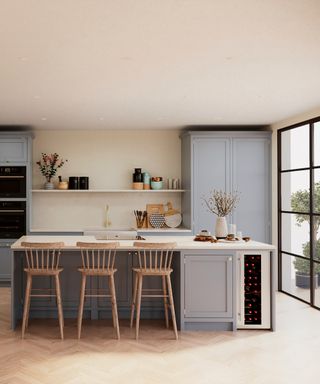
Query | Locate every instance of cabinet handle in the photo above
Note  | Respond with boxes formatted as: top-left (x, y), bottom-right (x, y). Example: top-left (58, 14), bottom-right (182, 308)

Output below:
top-left (0, 210), bottom-right (25, 213)
top-left (228, 257), bottom-right (232, 261)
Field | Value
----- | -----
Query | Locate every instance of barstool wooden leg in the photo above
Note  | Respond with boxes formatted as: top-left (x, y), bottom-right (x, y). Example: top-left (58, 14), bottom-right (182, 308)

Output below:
top-left (55, 274), bottom-right (64, 340)
top-left (130, 272), bottom-right (138, 328)
top-left (109, 273), bottom-right (120, 340)
top-left (135, 274), bottom-right (143, 340)
top-left (162, 275), bottom-right (169, 328)
top-left (166, 274), bottom-right (178, 340)
top-left (108, 276), bottom-right (116, 329)
top-left (21, 274), bottom-right (32, 339)
top-left (77, 273), bottom-right (86, 339)
top-left (25, 275), bottom-right (33, 329)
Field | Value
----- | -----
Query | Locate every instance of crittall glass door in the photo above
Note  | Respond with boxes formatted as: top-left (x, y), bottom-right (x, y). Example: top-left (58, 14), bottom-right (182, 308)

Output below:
top-left (278, 119), bottom-right (320, 308)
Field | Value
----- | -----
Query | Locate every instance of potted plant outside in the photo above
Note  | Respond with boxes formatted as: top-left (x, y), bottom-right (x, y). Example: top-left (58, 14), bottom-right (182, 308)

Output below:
top-left (294, 241), bottom-right (320, 288)
top-left (291, 182), bottom-right (320, 288)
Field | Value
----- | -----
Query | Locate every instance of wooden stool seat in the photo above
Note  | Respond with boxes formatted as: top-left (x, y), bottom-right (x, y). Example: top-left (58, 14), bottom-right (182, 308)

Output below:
top-left (130, 242), bottom-right (178, 340)
top-left (132, 268), bottom-right (173, 275)
top-left (78, 268), bottom-right (117, 275)
top-left (21, 242), bottom-right (65, 340)
top-left (24, 268), bottom-right (63, 275)
top-left (76, 242), bottom-right (120, 340)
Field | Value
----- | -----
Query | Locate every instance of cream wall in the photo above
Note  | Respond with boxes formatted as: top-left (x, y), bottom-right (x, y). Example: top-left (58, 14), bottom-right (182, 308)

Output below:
top-left (32, 129), bottom-right (182, 231)
top-left (271, 106), bottom-right (320, 245)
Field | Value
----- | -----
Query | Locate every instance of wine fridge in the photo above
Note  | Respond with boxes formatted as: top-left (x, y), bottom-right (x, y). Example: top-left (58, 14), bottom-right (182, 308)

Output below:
top-left (237, 251), bottom-right (271, 329)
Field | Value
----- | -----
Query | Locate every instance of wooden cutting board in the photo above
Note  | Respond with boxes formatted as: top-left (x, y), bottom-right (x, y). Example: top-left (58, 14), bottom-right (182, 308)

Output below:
top-left (146, 204), bottom-right (164, 228)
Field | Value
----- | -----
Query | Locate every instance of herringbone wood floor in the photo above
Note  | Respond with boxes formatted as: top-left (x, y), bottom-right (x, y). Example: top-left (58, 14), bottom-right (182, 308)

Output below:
top-left (1, 288), bottom-right (320, 384)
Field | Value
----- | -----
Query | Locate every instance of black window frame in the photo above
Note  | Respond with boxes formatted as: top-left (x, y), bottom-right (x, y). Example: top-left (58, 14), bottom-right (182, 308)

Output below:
top-left (278, 116), bottom-right (320, 308)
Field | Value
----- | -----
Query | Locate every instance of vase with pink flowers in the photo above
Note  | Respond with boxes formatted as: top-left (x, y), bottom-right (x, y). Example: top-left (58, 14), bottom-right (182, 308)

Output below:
top-left (36, 153), bottom-right (67, 189)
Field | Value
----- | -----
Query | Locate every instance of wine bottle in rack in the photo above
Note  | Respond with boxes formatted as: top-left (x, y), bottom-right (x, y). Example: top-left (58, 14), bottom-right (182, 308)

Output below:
top-left (244, 255), bottom-right (262, 325)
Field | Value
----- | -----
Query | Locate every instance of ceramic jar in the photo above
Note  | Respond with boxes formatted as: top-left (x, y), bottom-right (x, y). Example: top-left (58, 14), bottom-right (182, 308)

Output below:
top-left (215, 217), bottom-right (228, 238)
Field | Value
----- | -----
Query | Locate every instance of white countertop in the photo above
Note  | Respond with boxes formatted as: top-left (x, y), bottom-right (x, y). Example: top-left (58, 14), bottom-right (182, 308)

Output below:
top-left (29, 228), bottom-right (192, 233)
top-left (11, 235), bottom-right (276, 251)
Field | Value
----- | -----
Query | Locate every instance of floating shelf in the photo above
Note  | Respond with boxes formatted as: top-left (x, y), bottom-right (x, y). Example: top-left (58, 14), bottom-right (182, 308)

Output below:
top-left (32, 189), bottom-right (185, 193)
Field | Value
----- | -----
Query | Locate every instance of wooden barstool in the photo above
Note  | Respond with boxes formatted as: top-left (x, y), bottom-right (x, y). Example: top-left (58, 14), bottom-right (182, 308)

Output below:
top-left (130, 242), bottom-right (178, 340)
top-left (76, 242), bottom-right (120, 339)
top-left (21, 242), bottom-right (65, 339)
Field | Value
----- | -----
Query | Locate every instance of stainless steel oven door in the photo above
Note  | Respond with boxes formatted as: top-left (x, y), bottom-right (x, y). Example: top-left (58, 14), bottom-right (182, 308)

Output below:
top-left (0, 166), bottom-right (26, 198)
top-left (0, 201), bottom-right (26, 238)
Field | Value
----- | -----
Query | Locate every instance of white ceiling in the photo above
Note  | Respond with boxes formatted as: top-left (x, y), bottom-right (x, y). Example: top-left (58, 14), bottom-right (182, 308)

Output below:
top-left (1, 0), bottom-right (320, 130)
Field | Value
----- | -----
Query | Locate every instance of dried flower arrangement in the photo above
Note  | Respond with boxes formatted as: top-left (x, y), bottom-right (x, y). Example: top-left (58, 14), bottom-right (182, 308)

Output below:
top-left (202, 190), bottom-right (240, 217)
top-left (36, 153), bottom-right (67, 182)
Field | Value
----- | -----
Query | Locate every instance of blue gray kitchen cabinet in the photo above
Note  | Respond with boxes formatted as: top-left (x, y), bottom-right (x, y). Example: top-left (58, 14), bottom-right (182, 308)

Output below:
top-left (16, 250), bottom-right (168, 321)
top-left (181, 251), bottom-right (235, 331)
top-left (0, 240), bottom-right (14, 285)
top-left (181, 131), bottom-right (271, 242)
top-left (0, 135), bottom-right (29, 164)
top-left (0, 131), bottom-right (33, 286)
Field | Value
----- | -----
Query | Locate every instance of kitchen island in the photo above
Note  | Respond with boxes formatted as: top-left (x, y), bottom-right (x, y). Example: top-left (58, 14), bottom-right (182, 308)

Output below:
top-left (11, 236), bottom-right (276, 332)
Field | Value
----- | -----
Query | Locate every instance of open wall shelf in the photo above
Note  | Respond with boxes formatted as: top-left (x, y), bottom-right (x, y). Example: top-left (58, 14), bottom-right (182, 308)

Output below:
top-left (32, 189), bottom-right (185, 193)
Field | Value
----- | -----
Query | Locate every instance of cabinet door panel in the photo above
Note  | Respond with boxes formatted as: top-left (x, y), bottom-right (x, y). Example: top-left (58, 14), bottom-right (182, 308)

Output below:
top-left (184, 255), bottom-right (233, 318)
top-left (193, 138), bottom-right (230, 235)
top-left (0, 138), bottom-right (27, 163)
top-left (232, 138), bottom-right (270, 242)
top-left (0, 243), bottom-right (12, 281)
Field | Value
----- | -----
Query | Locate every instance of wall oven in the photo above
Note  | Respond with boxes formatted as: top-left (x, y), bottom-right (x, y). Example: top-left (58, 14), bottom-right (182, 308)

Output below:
top-left (0, 166), bottom-right (26, 198)
top-left (0, 201), bottom-right (26, 239)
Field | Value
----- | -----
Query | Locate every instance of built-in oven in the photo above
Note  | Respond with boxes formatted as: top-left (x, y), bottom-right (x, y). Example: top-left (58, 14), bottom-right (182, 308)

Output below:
top-left (0, 166), bottom-right (26, 198)
top-left (0, 201), bottom-right (26, 239)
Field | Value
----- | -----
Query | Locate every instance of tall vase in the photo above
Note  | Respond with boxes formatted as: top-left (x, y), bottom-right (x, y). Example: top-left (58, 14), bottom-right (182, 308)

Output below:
top-left (215, 217), bottom-right (228, 238)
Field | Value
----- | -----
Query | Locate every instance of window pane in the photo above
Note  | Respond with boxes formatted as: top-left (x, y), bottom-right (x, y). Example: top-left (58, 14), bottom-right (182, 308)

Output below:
top-left (314, 261), bottom-right (320, 308)
top-left (281, 125), bottom-right (309, 170)
top-left (314, 169), bottom-right (320, 214)
top-left (314, 122), bottom-right (320, 166)
top-left (282, 213), bottom-right (310, 257)
top-left (281, 253), bottom-right (310, 302)
top-left (314, 222), bottom-right (320, 261)
top-left (281, 170), bottom-right (309, 212)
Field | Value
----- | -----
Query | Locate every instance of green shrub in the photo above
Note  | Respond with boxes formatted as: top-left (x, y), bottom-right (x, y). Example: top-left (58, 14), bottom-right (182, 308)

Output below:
top-left (293, 240), bottom-right (320, 274)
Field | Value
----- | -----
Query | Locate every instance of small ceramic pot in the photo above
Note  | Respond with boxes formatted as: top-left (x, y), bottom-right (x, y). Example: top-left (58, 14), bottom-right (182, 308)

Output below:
top-left (150, 181), bottom-right (163, 190)
top-left (58, 181), bottom-right (68, 190)
top-left (44, 181), bottom-right (54, 190)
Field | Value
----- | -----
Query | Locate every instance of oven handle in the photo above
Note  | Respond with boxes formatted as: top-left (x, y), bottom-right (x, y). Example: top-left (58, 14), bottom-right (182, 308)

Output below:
top-left (0, 209), bottom-right (25, 213)
top-left (0, 176), bottom-right (25, 179)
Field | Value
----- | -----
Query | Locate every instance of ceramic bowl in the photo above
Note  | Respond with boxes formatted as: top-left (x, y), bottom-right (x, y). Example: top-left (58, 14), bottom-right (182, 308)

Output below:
top-left (150, 181), bottom-right (163, 190)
